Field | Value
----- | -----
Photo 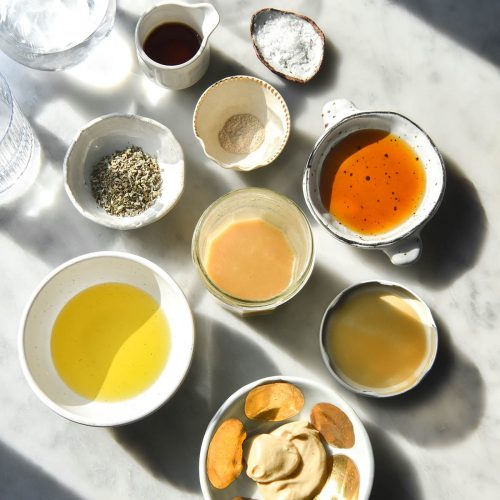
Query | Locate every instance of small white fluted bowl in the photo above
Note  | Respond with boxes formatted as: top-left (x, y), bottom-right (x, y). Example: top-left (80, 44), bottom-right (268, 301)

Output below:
top-left (193, 76), bottom-right (290, 171)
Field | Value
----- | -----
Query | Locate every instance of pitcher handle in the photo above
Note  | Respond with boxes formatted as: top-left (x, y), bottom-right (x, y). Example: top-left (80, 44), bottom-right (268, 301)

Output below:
top-left (382, 233), bottom-right (422, 266)
top-left (322, 99), bottom-right (359, 129)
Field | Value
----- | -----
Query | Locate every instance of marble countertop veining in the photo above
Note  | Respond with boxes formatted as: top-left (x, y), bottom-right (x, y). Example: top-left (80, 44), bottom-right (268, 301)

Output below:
top-left (1, 0), bottom-right (500, 499)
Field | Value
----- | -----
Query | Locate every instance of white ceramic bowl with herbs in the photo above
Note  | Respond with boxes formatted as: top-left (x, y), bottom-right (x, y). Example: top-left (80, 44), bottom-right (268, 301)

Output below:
top-left (64, 113), bottom-right (184, 230)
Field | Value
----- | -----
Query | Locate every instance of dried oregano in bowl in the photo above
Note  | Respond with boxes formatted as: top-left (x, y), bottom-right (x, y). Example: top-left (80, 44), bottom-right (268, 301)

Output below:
top-left (64, 114), bottom-right (184, 230)
top-left (90, 146), bottom-right (162, 217)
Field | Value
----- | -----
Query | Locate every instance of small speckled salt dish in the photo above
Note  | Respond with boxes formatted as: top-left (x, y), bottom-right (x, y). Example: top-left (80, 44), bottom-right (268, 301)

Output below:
top-left (199, 376), bottom-right (374, 499)
top-left (64, 113), bottom-right (184, 230)
top-left (320, 280), bottom-right (438, 398)
top-left (18, 251), bottom-right (195, 426)
top-left (192, 188), bottom-right (314, 315)
top-left (193, 75), bottom-right (290, 171)
top-left (303, 99), bottom-right (446, 265)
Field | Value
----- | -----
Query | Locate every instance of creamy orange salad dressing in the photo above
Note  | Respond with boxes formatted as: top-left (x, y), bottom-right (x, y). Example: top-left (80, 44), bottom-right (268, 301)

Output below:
top-left (205, 218), bottom-right (294, 301)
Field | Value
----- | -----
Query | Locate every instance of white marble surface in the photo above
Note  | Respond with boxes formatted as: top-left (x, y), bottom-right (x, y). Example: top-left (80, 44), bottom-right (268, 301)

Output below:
top-left (1, 0), bottom-right (499, 498)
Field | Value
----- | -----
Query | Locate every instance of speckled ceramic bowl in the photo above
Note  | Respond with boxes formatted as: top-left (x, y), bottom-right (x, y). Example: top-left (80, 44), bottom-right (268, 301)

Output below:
top-left (64, 113), bottom-right (184, 230)
top-left (303, 99), bottom-right (446, 265)
top-left (199, 376), bottom-right (374, 499)
top-left (193, 76), bottom-right (290, 171)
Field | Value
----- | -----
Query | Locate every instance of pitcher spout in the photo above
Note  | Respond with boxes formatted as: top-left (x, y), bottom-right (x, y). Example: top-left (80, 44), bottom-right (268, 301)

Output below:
top-left (195, 3), bottom-right (220, 40)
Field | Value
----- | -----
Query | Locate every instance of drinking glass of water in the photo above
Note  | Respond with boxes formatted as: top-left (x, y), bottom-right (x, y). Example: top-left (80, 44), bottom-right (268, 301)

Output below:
top-left (0, 72), bottom-right (37, 197)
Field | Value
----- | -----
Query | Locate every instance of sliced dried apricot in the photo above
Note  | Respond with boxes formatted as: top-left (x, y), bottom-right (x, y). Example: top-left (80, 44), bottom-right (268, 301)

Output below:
top-left (245, 382), bottom-right (304, 421)
top-left (207, 418), bottom-right (247, 489)
top-left (311, 402), bottom-right (355, 448)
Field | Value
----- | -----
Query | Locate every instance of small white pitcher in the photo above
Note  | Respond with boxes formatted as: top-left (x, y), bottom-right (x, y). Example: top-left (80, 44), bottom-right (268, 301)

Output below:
top-left (303, 99), bottom-right (446, 265)
top-left (135, 1), bottom-right (219, 90)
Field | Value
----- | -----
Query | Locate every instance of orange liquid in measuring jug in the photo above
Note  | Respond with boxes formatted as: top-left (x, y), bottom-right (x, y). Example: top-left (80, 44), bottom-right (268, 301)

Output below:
top-left (320, 129), bottom-right (426, 235)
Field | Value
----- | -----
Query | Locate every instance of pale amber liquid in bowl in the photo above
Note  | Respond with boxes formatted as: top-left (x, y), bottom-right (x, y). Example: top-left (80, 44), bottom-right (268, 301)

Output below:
top-left (51, 283), bottom-right (170, 402)
top-left (320, 129), bottom-right (426, 235)
top-left (326, 288), bottom-right (429, 393)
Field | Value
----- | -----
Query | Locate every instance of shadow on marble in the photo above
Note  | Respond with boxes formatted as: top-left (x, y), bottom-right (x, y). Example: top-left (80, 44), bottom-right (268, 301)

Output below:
top-left (366, 424), bottom-right (422, 500)
top-left (357, 310), bottom-right (485, 447)
top-left (357, 155), bottom-right (487, 289)
top-left (116, 3), bottom-right (140, 35)
top-left (418, 155), bottom-right (487, 286)
top-left (399, 0), bottom-right (500, 68)
top-left (129, 47), bottom-right (255, 151)
top-left (272, 37), bottom-right (342, 118)
top-left (111, 316), bottom-right (279, 493)
top-left (0, 440), bottom-right (81, 500)
top-left (239, 127), bottom-right (315, 206)
top-left (31, 123), bottom-right (69, 168)
top-left (0, 124), bottom-right (119, 267)
top-left (132, 46), bottom-right (253, 116)
top-left (246, 262), bottom-right (348, 380)
top-left (124, 146), bottom-right (232, 273)
top-left (193, 48), bottom-right (253, 90)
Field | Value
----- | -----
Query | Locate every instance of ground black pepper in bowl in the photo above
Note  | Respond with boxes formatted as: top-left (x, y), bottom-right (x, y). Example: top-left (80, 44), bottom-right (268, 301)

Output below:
top-left (90, 146), bottom-right (162, 217)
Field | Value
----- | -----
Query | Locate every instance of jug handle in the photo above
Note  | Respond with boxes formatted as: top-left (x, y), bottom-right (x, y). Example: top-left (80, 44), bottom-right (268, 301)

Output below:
top-left (322, 99), bottom-right (359, 129)
top-left (382, 233), bottom-right (422, 266)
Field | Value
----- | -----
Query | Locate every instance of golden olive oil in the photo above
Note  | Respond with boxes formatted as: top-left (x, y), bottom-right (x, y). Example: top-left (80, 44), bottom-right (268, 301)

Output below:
top-left (51, 283), bottom-right (170, 402)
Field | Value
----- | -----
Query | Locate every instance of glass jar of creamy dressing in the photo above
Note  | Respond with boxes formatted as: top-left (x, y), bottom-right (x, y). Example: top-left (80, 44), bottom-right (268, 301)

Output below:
top-left (192, 187), bottom-right (315, 314)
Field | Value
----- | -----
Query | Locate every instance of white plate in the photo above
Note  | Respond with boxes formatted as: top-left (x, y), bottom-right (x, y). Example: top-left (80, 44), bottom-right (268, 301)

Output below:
top-left (199, 375), bottom-right (374, 499)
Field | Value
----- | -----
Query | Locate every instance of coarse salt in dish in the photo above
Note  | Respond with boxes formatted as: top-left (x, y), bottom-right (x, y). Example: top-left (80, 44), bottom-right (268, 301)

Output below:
top-left (251, 8), bottom-right (325, 83)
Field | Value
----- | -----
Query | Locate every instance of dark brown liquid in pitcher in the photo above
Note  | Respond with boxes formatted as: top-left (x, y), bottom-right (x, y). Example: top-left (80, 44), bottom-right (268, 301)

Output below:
top-left (143, 22), bottom-right (202, 66)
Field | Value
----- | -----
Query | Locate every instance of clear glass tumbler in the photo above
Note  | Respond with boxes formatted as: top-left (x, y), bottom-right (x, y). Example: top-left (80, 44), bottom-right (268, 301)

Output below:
top-left (0, 72), bottom-right (36, 197)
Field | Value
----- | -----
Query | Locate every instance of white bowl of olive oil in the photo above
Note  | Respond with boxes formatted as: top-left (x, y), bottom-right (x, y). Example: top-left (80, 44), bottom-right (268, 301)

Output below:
top-left (19, 252), bottom-right (194, 426)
